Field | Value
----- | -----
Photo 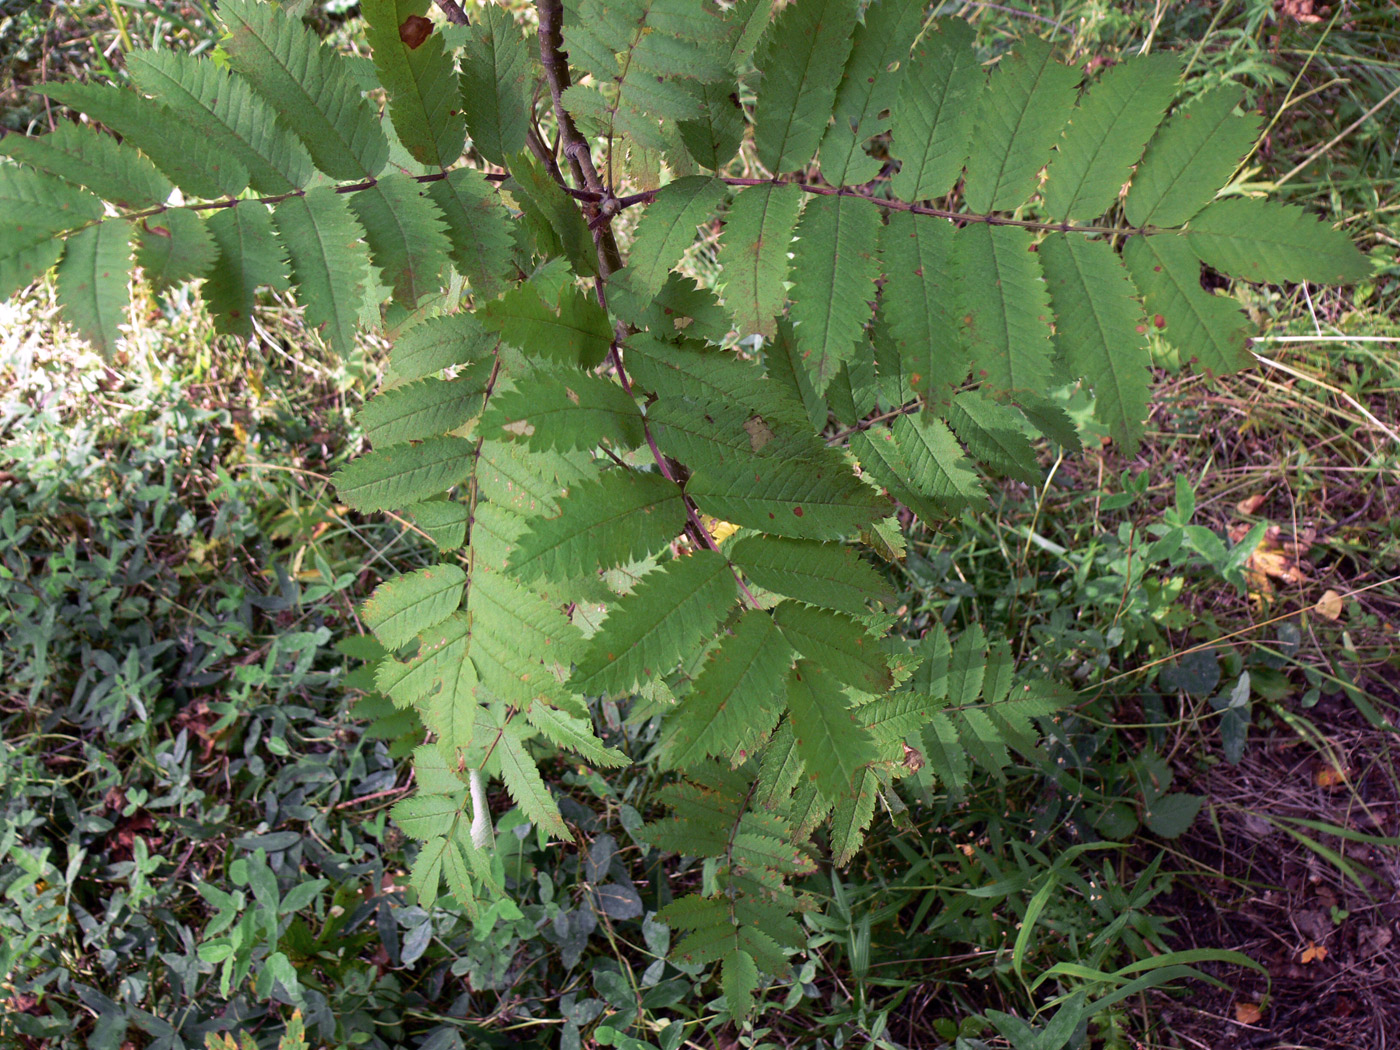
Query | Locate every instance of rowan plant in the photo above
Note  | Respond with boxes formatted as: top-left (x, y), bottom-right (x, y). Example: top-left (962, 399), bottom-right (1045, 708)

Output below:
top-left (0, 0), bottom-right (1370, 1023)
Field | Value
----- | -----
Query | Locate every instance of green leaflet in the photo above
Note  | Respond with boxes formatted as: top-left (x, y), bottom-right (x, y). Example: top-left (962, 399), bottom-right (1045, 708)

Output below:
top-left (752, 0), bottom-right (857, 174)
top-left (524, 705), bottom-right (629, 768)
top-left (562, 0), bottom-right (726, 150)
top-left (458, 3), bottom-right (532, 167)
top-left (649, 393), bottom-right (821, 473)
top-left (388, 312), bottom-right (498, 384)
top-left (40, 82), bottom-right (248, 200)
top-left (272, 188), bottom-right (374, 357)
top-left (134, 209), bottom-right (219, 292)
top-left (468, 569), bottom-right (585, 714)
top-left (126, 50), bottom-right (314, 193)
top-left (574, 550), bottom-right (737, 695)
top-left (773, 602), bottom-right (892, 695)
top-left (676, 80), bottom-right (746, 171)
top-left (219, 0), bottom-right (389, 180)
top-left (507, 470), bottom-right (687, 583)
top-left (624, 336), bottom-right (806, 426)
top-left (717, 182), bottom-right (804, 341)
top-left (0, 239), bottom-right (62, 305)
top-left (785, 661), bottom-right (879, 801)
top-left (1125, 87), bottom-right (1260, 229)
top-left (1123, 233), bottom-right (1251, 375)
top-left (406, 500), bottom-right (470, 552)
top-left (0, 164), bottom-right (103, 237)
top-left (627, 177), bottom-right (729, 304)
top-left (497, 721), bottom-right (569, 838)
top-left (908, 622), bottom-right (951, 697)
top-left (376, 612), bottom-right (469, 704)
top-left (507, 152), bottom-right (598, 279)
top-left (829, 768), bottom-right (879, 865)
top-left (686, 451), bottom-right (890, 542)
top-left (358, 366), bottom-right (494, 447)
top-left (1185, 199), bottom-right (1370, 285)
top-left (1039, 234), bottom-right (1150, 452)
top-left (55, 222), bottom-right (132, 360)
top-left (203, 203), bottom-right (290, 337)
top-left (962, 34), bottom-right (1080, 214)
top-left (764, 319), bottom-right (829, 432)
top-left (425, 168), bottom-right (514, 299)
top-left (363, 0), bottom-right (465, 169)
top-left (0, 120), bottom-right (172, 208)
top-left (481, 283), bottom-right (612, 369)
top-left (334, 435), bottom-right (476, 512)
top-left (418, 639), bottom-right (476, 759)
top-left (730, 536), bottom-right (893, 616)
top-left (347, 173), bottom-right (452, 307)
top-left (817, 0), bottom-right (925, 186)
top-left (943, 391), bottom-right (1042, 485)
top-left (850, 414), bottom-right (985, 525)
top-left (723, 950), bottom-right (760, 1022)
top-left (888, 18), bottom-right (982, 202)
top-left (0, 167), bottom-right (102, 299)
top-left (659, 609), bottom-right (793, 770)
top-left (1042, 53), bottom-right (1181, 222)
top-left (481, 373), bottom-right (644, 453)
top-left (789, 194), bottom-right (881, 394)
top-left (878, 212), bottom-right (968, 399)
top-left (392, 790), bottom-right (465, 840)
top-left (947, 623), bottom-right (987, 709)
top-left (755, 722), bottom-right (804, 809)
top-left (361, 564), bottom-right (467, 651)
top-left (957, 223), bottom-right (1056, 397)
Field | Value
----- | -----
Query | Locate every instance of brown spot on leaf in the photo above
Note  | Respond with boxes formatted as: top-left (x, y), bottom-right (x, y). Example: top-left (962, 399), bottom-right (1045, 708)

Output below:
top-left (1153, 313), bottom-right (1166, 329)
top-left (792, 506), bottom-right (803, 517)
top-left (399, 14), bottom-right (433, 48)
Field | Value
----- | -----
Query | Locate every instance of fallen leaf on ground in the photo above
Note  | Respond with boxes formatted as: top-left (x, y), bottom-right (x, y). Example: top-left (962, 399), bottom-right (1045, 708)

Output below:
top-left (1228, 523), bottom-right (1313, 598)
top-left (1301, 941), bottom-right (1329, 964)
top-left (1236, 493), bottom-right (1267, 515)
top-left (1235, 1001), bottom-right (1264, 1024)
top-left (1315, 764), bottom-right (1350, 788)
top-left (1315, 589), bottom-right (1344, 621)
